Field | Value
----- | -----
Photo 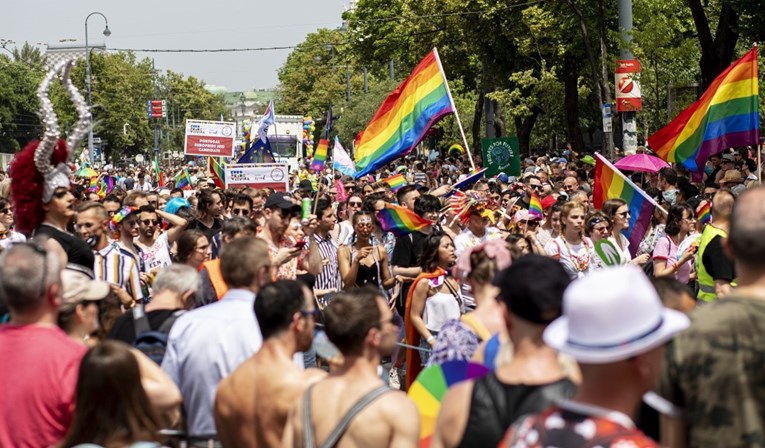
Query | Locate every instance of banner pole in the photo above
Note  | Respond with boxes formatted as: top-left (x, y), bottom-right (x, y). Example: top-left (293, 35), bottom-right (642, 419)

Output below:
top-left (433, 48), bottom-right (475, 171)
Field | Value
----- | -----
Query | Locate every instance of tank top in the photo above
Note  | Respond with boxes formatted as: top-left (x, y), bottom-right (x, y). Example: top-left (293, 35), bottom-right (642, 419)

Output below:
top-left (458, 374), bottom-right (577, 448)
top-left (424, 291), bottom-right (462, 332)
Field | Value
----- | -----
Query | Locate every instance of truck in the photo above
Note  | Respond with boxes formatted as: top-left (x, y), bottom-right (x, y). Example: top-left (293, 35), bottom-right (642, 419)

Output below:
top-left (264, 115), bottom-right (304, 173)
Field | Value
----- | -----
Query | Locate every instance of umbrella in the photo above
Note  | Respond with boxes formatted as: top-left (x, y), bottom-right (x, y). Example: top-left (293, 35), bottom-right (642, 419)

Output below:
top-left (75, 166), bottom-right (98, 178)
top-left (407, 360), bottom-right (491, 447)
top-left (614, 153), bottom-right (669, 173)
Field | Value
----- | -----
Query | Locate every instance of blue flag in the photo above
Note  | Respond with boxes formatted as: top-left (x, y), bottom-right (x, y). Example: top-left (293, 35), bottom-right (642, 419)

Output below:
top-left (238, 136), bottom-right (275, 164)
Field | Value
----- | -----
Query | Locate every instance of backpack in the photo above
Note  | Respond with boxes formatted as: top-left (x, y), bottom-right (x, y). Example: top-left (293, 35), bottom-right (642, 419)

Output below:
top-left (131, 306), bottom-right (185, 364)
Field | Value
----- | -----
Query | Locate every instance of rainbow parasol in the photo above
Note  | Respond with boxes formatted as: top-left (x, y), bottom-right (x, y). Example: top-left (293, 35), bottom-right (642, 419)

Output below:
top-left (407, 360), bottom-right (491, 447)
top-left (76, 166), bottom-right (98, 178)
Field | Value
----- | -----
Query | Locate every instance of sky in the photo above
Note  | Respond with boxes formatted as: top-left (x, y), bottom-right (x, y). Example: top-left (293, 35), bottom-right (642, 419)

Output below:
top-left (0, 0), bottom-right (349, 92)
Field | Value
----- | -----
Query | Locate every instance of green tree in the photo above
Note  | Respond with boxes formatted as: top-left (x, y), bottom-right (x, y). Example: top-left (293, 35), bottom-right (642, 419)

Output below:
top-left (12, 42), bottom-right (47, 70)
top-left (0, 56), bottom-right (44, 152)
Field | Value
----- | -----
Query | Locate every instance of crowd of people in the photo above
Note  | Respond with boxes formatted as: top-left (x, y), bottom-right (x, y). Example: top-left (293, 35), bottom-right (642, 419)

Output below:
top-left (2, 64), bottom-right (765, 448)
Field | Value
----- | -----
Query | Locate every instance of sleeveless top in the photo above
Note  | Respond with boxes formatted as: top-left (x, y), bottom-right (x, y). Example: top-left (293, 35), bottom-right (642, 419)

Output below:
top-left (458, 374), bottom-right (577, 448)
top-left (35, 224), bottom-right (95, 275)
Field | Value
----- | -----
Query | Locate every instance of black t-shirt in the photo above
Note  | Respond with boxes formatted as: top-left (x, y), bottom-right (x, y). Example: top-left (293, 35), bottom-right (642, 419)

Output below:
top-left (35, 224), bottom-right (95, 273)
top-left (391, 231), bottom-right (427, 270)
top-left (108, 308), bottom-right (182, 344)
top-left (703, 235), bottom-right (735, 281)
top-left (188, 218), bottom-right (223, 241)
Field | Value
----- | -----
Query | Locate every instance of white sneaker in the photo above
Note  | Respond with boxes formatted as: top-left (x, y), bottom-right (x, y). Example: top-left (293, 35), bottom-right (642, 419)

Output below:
top-left (388, 367), bottom-right (401, 390)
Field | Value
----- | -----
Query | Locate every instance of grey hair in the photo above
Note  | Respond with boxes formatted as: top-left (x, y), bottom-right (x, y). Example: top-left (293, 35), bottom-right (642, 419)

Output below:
top-left (152, 264), bottom-right (202, 299)
top-left (0, 241), bottom-right (61, 312)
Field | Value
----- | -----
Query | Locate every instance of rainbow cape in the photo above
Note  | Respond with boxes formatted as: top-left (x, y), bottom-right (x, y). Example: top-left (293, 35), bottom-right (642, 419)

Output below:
top-left (528, 193), bottom-right (544, 219)
top-left (175, 168), bottom-right (192, 190)
top-left (697, 200), bottom-right (711, 226)
top-left (382, 173), bottom-right (407, 192)
top-left (593, 153), bottom-right (661, 257)
top-left (648, 46), bottom-right (759, 172)
top-left (310, 139), bottom-right (328, 172)
top-left (354, 48), bottom-right (454, 177)
top-left (376, 203), bottom-right (433, 237)
top-left (209, 157), bottom-right (226, 189)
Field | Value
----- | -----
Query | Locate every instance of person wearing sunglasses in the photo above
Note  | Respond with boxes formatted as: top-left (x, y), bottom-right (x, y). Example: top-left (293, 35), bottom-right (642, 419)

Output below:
top-left (601, 198), bottom-right (650, 266)
top-left (134, 205), bottom-right (189, 278)
top-left (0, 197), bottom-right (24, 249)
top-left (215, 280), bottom-right (325, 448)
top-left (337, 193), bottom-right (364, 245)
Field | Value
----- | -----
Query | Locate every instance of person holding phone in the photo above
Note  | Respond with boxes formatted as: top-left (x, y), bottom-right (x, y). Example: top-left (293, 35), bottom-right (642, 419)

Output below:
top-left (338, 210), bottom-right (394, 293)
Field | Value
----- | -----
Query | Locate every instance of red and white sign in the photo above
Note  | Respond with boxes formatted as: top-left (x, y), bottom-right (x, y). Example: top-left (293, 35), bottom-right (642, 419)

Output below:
top-left (224, 163), bottom-right (288, 191)
top-left (184, 120), bottom-right (236, 157)
top-left (615, 59), bottom-right (641, 112)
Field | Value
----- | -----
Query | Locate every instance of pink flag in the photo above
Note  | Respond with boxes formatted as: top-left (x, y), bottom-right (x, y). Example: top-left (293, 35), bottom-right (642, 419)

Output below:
top-left (336, 179), bottom-right (348, 202)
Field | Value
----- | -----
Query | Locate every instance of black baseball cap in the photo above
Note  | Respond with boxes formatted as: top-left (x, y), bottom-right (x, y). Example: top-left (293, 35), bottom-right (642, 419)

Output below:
top-left (493, 254), bottom-right (570, 324)
top-left (264, 192), bottom-right (301, 214)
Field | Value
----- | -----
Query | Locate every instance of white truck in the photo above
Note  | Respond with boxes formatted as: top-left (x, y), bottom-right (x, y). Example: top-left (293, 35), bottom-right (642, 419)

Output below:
top-left (265, 115), bottom-right (305, 173)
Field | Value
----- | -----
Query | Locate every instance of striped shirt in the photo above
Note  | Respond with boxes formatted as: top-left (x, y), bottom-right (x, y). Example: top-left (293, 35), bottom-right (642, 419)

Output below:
top-left (313, 232), bottom-right (341, 291)
top-left (94, 243), bottom-right (142, 304)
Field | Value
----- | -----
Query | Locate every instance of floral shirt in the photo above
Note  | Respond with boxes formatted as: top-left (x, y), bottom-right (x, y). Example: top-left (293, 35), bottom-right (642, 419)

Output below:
top-left (500, 401), bottom-right (658, 447)
top-left (427, 319), bottom-right (481, 366)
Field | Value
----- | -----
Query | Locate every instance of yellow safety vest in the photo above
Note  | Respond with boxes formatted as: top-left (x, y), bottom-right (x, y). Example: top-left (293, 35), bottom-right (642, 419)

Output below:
top-left (696, 224), bottom-right (728, 302)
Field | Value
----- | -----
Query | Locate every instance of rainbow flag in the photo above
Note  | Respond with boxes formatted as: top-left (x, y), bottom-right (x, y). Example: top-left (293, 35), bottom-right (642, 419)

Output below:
top-left (593, 153), bottom-right (661, 257)
top-left (382, 173), bottom-right (407, 192)
top-left (209, 157), bottom-right (226, 189)
top-left (528, 193), bottom-right (544, 219)
top-left (648, 46), bottom-right (759, 172)
top-left (311, 139), bottom-right (328, 172)
top-left (174, 168), bottom-right (192, 190)
top-left (354, 48), bottom-right (455, 177)
top-left (697, 200), bottom-right (711, 226)
top-left (376, 203), bottom-right (433, 237)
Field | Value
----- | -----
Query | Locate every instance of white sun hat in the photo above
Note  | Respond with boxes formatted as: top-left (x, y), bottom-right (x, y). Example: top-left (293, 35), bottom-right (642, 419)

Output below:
top-left (543, 265), bottom-right (690, 364)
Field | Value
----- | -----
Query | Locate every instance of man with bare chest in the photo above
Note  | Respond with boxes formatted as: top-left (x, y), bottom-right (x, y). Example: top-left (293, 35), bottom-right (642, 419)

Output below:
top-left (281, 288), bottom-right (419, 448)
top-left (215, 280), bottom-right (325, 447)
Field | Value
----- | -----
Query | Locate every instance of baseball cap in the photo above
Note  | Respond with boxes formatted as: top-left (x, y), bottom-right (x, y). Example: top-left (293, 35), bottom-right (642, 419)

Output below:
top-left (541, 195), bottom-right (557, 210)
top-left (298, 179), bottom-right (314, 193)
top-left (721, 153), bottom-right (735, 162)
top-left (164, 198), bottom-right (191, 215)
top-left (60, 269), bottom-right (110, 312)
top-left (544, 266), bottom-right (690, 364)
top-left (493, 255), bottom-right (570, 325)
top-left (265, 192), bottom-right (300, 213)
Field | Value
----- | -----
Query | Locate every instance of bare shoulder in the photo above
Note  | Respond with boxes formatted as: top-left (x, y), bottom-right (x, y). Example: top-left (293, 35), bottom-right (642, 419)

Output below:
top-left (380, 390), bottom-right (418, 417)
top-left (440, 381), bottom-right (473, 418)
top-left (302, 367), bottom-right (328, 383)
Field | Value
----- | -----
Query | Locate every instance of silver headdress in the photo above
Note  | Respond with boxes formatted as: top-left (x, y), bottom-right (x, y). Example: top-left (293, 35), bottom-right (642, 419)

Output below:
top-left (34, 59), bottom-right (91, 203)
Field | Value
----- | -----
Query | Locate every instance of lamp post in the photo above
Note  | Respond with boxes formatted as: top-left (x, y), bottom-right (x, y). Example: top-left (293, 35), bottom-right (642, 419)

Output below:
top-left (85, 12), bottom-right (111, 167)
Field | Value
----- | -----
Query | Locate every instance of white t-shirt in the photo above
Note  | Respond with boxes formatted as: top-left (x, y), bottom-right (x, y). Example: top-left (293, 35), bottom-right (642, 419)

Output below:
top-left (135, 232), bottom-right (172, 273)
top-left (545, 236), bottom-right (596, 279)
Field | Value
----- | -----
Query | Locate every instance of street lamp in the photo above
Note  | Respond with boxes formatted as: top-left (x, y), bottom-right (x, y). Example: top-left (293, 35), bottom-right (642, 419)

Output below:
top-left (239, 92), bottom-right (246, 117)
top-left (85, 11), bottom-right (110, 167)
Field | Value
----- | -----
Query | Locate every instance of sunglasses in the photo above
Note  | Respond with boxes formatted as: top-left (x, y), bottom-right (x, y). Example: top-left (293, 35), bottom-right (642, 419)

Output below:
top-left (524, 220), bottom-right (540, 227)
top-left (617, 211), bottom-right (630, 218)
top-left (141, 219), bottom-right (160, 226)
top-left (530, 185), bottom-right (543, 191)
top-left (349, 202), bottom-right (363, 207)
top-left (0, 231), bottom-right (8, 238)
top-left (0, 207), bottom-right (10, 214)
top-left (232, 208), bottom-right (250, 216)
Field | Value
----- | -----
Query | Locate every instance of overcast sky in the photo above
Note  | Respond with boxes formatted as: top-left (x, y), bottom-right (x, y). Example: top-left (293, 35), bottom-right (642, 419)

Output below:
top-left (1, 0), bottom-right (348, 91)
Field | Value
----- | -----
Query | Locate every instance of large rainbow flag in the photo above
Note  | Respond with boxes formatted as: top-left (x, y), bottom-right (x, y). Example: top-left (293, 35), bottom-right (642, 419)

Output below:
top-left (354, 48), bottom-right (455, 177)
top-left (593, 153), bottom-right (661, 257)
top-left (376, 203), bottom-right (433, 237)
top-left (647, 46), bottom-right (759, 172)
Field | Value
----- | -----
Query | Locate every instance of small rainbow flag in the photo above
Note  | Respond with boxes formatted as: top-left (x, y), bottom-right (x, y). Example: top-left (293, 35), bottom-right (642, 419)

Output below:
top-left (310, 139), bottom-right (329, 172)
top-left (383, 173), bottom-right (407, 192)
top-left (209, 157), bottom-right (226, 189)
top-left (697, 200), bottom-right (711, 226)
top-left (593, 153), bottom-right (661, 257)
top-left (354, 48), bottom-right (455, 177)
top-left (648, 46), bottom-right (759, 172)
top-left (376, 203), bottom-right (433, 237)
top-left (174, 168), bottom-right (192, 190)
top-left (528, 193), bottom-right (544, 219)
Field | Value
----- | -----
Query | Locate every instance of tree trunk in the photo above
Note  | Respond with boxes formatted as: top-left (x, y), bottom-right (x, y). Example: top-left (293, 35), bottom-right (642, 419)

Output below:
top-left (597, 0), bottom-right (612, 105)
top-left (687, 0), bottom-right (740, 89)
top-left (493, 99), bottom-right (505, 137)
top-left (565, 0), bottom-right (605, 108)
top-left (563, 51), bottom-right (586, 153)
top-left (472, 91), bottom-right (485, 151)
top-left (514, 108), bottom-right (541, 154)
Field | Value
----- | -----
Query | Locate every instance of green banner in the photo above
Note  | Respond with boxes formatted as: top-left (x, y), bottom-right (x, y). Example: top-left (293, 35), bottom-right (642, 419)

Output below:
top-left (481, 137), bottom-right (520, 177)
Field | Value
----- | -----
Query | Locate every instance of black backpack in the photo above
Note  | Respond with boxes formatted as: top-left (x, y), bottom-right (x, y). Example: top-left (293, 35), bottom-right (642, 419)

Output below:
top-left (132, 306), bottom-right (184, 364)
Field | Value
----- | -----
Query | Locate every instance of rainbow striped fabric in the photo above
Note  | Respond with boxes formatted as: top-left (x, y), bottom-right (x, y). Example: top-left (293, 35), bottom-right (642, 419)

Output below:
top-left (175, 168), bottom-right (192, 190)
top-left (528, 193), bottom-right (544, 219)
top-left (354, 48), bottom-right (454, 177)
top-left (382, 173), bottom-right (407, 192)
top-left (648, 46), bottom-right (759, 172)
top-left (310, 139), bottom-right (328, 172)
top-left (209, 157), bottom-right (226, 189)
top-left (376, 203), bottom-right (433, 237)
top-left (697, 200), bottom-right (711, 226)
top-left (593, 153), bottom-right (659, 257)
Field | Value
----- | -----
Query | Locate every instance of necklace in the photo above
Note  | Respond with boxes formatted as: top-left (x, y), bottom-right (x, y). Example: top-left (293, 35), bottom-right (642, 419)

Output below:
top-left (560, 234), bottom-right (590, 273)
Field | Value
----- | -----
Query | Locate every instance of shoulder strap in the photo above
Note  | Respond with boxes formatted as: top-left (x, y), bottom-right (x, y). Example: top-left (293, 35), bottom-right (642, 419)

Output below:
top-left (131, 305), bottom-right (151, 337)
top-left (319, 386), bottom-right (391, 448)
top-left (443, 278), bottom-right (463, 308)
top-left (302, 383), bottom-right (317, 448)
top-left (460, 314), bottom-right (492, 342)
top-left (158, 310), bottom-right (185, 333)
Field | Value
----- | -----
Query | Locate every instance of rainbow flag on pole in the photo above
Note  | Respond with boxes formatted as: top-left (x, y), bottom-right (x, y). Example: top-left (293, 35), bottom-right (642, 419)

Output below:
top-left (648, 46), bottom-right (759, 172)
top-left (310, 139), bottom-right (329, 172)
top-left (209, 157), bottom-right (226, 189)
top-left (696, 200), bottom-right (712, 226)
top-left (593, 153), bottom-right (661, 257)
top-left (354, 48), bottom-right (455, 177)
top-left (174, 168), bottom-right (192, 190)
top-left (528, 193), bottom-right (544, 219)
top-left (382, 173), bottom-right (407, 192)
top-left (376, 203), bottom-right (433, 237)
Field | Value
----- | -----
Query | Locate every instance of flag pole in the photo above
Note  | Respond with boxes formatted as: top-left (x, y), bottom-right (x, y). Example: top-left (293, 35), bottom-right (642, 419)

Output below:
top-left (433, 47), bottom-right (475, 171)
top-left (595, 152), bottom-right (668, 215)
